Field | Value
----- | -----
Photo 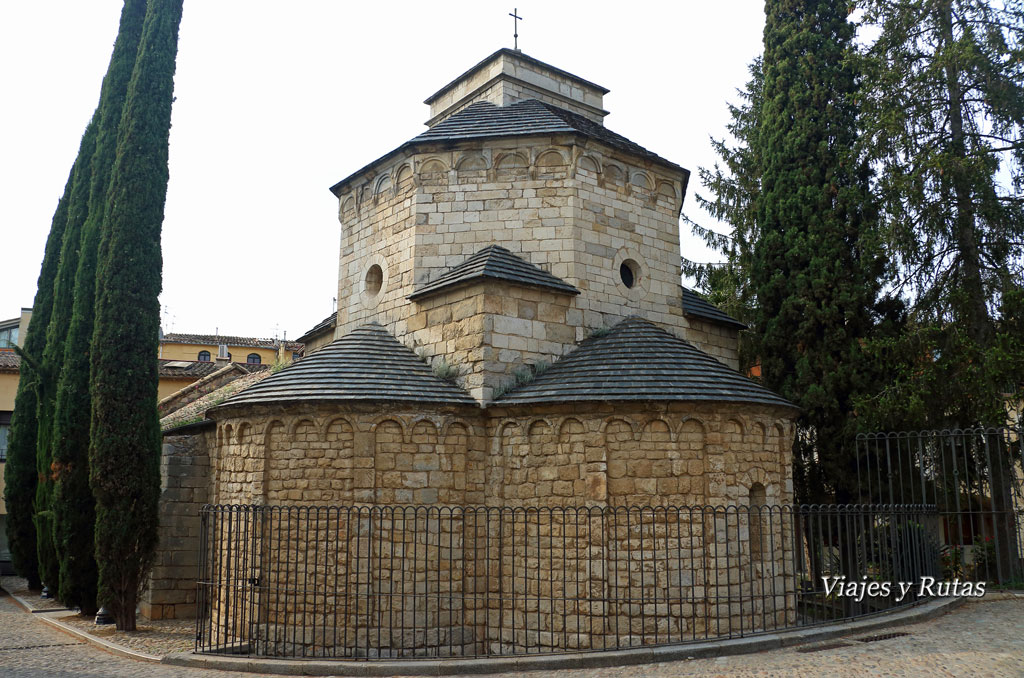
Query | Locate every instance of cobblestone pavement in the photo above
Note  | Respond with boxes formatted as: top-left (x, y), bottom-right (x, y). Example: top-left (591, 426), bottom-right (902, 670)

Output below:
top-left (1, 589), bottom-right (1022, 677)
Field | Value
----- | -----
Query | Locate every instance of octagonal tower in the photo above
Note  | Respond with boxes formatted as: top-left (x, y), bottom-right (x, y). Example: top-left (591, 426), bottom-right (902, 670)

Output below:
top-left (327, 49), bottom-right (741, 402)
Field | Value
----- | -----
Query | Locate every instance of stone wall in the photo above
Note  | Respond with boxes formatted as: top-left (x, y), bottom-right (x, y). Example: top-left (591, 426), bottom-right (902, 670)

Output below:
top-left (684, 317), bottom-right (741, 371)
top-left (197, 400), bottom-right (795, 651)
top-left (143, 429), bottom-right (212, 620)
top-left (210, 401), bottom-right (794, 511)
top-left (330, 138), bottom-right (728, 405)
top-left (407, 280), bottom-right (577, 401)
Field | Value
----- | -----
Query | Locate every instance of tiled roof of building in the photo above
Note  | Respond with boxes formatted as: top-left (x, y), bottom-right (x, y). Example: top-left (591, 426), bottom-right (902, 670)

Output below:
top-left (220, 323), bottom-right (476, 407)
top-left (160, 333), bottom-right (303, 351)
top-left (413, 100), bottom-right (681, 170)
top-left (297, 312), bottom-right (337, 344)
top-left (0, 350), bottom-right (20, 373)
top-left (161, 370), bottom-right (271, 431)
top-left (409, 245), bottom-right (579, 301)
top-left (158, 359), bottom-right (269, 379)
top-left (681, 288), bottom-right (747, 330)
top-left (495, 317), bottom-right (793, 408)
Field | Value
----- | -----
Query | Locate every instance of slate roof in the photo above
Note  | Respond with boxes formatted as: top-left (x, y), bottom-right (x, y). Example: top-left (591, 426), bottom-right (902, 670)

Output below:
top-left (330, 99), bottom-right (687, 196)
top-left (494, 317), bottom-right (793, 408)
top-left (681, 288), bottom-right (747, 330)
top-left (297, 313), bottom-right (337, 344)
top-left (409, 245), bottom-right (579, 301)
top-left (412, 100), bottom-right (680, 171)
top-left (0, 350), bottom-right (19, 373)
top-left (160, 333), bottom-right (303, 351)
top-left (220, 323), bottom-right (476, 407)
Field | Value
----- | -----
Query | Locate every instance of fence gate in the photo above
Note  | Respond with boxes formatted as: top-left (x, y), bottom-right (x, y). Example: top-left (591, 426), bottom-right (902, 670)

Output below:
top-left (856, 427), bottom-right (1023, 583)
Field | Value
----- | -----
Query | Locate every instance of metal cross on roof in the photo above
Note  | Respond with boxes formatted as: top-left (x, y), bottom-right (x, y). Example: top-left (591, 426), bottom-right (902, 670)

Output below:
top-left (509, 8), bottom-right (522, 50)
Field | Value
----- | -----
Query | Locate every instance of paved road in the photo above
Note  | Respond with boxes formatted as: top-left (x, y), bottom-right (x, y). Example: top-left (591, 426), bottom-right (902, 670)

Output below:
top-left (1, 589), bottom-right (1022, 677)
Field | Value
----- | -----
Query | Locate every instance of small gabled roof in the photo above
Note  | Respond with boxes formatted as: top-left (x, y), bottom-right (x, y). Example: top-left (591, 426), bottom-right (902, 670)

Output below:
top-left (495, 317), bottom-right (793, 408)
top-left (219, 323), bottom-right (476, 408)
top-left (681, 288), bottom-right (747, 330)
top-left (158, 359), bottom-right (268, 379)
top-left (297, 312), bottom-right (337, 345)
top-left (408, 245), bottom-right (579, 301)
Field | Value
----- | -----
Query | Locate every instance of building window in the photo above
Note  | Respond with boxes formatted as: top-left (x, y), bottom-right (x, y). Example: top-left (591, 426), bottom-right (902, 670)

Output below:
top-left (198, 350), bottom-right (211, 362)
top-left (247, 353), bottom-right (261, 365)
top-left (619, 260), bottom-right (639, 289)
top-left (0, 421), bottom-right (9, 462)
top-left (0, 326), bottom-right (17, 348)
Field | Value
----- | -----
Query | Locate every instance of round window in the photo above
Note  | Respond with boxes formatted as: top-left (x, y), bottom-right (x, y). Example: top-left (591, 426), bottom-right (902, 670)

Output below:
top-left (364, 264), bottom-right (383, 295)
top-left (620, 260), bottom-right (639, 289)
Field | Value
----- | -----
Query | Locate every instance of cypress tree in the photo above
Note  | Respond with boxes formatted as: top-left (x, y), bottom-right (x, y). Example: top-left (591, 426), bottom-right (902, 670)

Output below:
top-left (34, 117), bottom-right (99, 598)
top-left (51, 0), bottom-right (148, 614)
top-left (3, 176), bottom-right (75, 590)
top-left (753, 0), bottom-right (883, 502)
top-left (89, 0), bottom-right (183, 631)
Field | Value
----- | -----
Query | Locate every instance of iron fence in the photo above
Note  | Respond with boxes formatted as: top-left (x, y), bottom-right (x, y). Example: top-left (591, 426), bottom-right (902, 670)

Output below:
top-left (196, 503), bottom-right (938, 659)
top-left (856, 427), bottom-right (1023, 583)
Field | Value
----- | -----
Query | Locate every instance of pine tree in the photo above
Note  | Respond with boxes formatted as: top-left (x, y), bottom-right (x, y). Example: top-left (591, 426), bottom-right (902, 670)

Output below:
top-left (682, 58), bottom-right (764, 375)
top-left (89, 0), bottom-right (183, 631)
top-left (753, 0), bottom-right (884, 502)
top-left (856, 0), bottom-right (1024, 427)
top-left (3, 176), bottom-right (76, 589)
top-left (50, 0), bottom-right (148, 614)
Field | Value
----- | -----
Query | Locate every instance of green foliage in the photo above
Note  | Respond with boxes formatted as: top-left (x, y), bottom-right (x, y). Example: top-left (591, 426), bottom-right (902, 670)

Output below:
top-left (50, 0), bottom-right (147, 615)
top-left (4, 142), bottom-right (80, 590)
top-left (752, 0), bottom-right (885, 501)
top-left (34, 117), bottom-right (100, 600)
top-left (855, 0), bottom-right (1024, 427)
top-left (89, 0), bottom-right (183, 631)
top-left (681, 58), bottom-right (764, 375)
top-left (431, 357), bottom-right (460, 383)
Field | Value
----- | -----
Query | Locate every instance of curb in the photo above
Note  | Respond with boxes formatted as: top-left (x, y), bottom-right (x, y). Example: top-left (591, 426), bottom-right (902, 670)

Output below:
top-left (37, 612), bottom-right (163, 664)
top-left (163, 597), bottom-right (965, 677)
top-left (0, 584), bottom-right (160, 664)
top-left (3, 588), bottom-right (72, 615)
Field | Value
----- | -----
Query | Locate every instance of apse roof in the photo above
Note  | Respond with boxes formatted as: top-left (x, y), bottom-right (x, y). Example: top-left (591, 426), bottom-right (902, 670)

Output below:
top-left (494, 317), bottom-right (793, 408)
top-left (681, 288), bottom-right (747, 330)
top-left (408, 245), bottom-right (579, 301)
top-left (219, 323), bottom-right (476, 408)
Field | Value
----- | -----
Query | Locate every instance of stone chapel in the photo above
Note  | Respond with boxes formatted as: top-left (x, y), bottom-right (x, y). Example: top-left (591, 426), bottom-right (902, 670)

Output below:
top-left (206, 49), bottom-right (798, 511)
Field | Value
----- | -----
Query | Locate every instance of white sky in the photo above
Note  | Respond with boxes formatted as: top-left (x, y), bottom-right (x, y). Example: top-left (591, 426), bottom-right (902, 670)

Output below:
top-left (0, 1), bottom-right (764, 340)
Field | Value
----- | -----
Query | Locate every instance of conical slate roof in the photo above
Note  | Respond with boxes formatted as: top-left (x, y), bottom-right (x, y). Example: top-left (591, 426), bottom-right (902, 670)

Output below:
top-left (495, 317), bottom-right (794, 408)
top-left (220, 323), bottom-right (476, 407)
top-left (409, 245), bottom-right (579, 301)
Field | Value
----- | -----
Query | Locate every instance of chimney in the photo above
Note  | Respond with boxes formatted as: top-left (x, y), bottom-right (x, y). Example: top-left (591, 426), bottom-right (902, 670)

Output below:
top-left (215, 344), bottom-right (230, 367)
